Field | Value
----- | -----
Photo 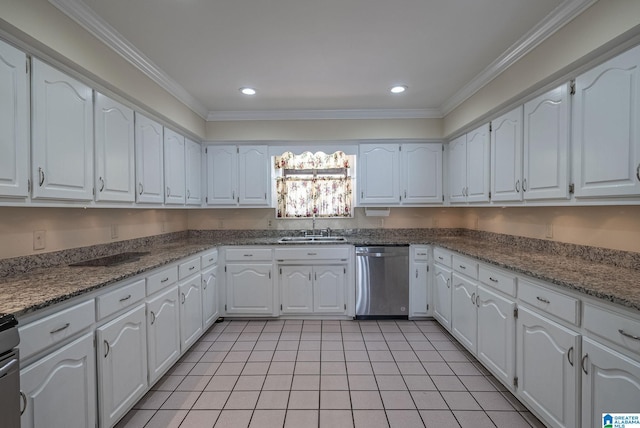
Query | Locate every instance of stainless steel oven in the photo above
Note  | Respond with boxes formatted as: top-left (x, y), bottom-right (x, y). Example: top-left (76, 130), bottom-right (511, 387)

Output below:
top-left (0, 313), bottom-right (20, 428)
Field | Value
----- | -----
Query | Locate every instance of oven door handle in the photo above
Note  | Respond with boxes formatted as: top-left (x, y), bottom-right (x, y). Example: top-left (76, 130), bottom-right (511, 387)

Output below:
top-left (0, 357), bottom-right (18, 378)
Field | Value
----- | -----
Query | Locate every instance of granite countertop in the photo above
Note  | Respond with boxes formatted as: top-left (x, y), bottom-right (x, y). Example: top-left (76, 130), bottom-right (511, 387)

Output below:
top-left (1, 231), bottom-right (639, 318)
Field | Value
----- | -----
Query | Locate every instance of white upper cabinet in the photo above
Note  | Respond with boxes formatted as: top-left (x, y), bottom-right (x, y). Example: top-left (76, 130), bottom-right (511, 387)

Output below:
top-left (523, 84), bottom-right (571, 200)
top-left (185, 138), bottom-right (202, 206)
top-left (359, 143), bottom-right (401, 205)
top-left (238, 145), bottom-right (270, 205)
top-left (491, 107), bottom-right (523, 202)
top-left (134, 113), bottom-right (164, 204)
top-left (94, 93), bottom-right (135, 203)
top-left (449, 124), bottom-right (490, 203)
top-left (163, 128), bottom-right (186, 205)
top-left (572, 44), bottom-right (640, 198)
top-left (402, 143), bottom-right (443, 204)
top-left (359, 142), bottom-right (442, 206)
top-left (205, 144), bottom-right (269, 206)
top-left (31, 59), bottom-right (93, 201)
top-left (0, 40), bottom-right (29, 198)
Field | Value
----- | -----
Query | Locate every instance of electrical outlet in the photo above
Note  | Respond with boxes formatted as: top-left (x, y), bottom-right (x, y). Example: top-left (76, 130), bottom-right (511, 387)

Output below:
top-left (267, 219), bottom-right (273, 229)
top-left (33, 230), bottom-right (46, 250)
top-left (110, 224), bottom-right (118, 239)
top-left (545, 223), bottom-right (553, 239)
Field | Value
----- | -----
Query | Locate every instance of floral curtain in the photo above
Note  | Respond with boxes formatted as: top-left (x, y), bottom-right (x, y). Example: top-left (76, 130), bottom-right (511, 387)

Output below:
top-left (275, 151), bottom-right (352, 218)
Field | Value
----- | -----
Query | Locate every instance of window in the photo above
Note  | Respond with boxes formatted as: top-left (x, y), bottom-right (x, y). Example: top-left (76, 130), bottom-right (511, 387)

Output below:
top-left (275, 151), bottom-right (353, 218)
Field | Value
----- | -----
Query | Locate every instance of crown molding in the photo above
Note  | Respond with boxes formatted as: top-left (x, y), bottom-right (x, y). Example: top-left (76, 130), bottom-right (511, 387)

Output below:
top-left (440, 0), bottom-right (598, 116)
top-left (207, 108), bottom-right (442, 121)
top-left (48, 0), bottom-right (209, 119)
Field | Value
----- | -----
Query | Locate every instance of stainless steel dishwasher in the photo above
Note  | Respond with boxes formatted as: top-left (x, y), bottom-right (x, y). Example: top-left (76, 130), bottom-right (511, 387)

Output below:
top-left (0, 313), bottom-right (20, 428)
top-left (355, 245), bottom-right (409, 319)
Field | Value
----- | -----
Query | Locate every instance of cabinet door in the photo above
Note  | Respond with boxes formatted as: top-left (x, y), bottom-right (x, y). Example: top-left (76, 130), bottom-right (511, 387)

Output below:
top-left (97, 304), bottom-right (148, 428)
top-left (163, 128), bottom-right (186, 205)
top-left (476, 285), bottom-right (515, 387)
top-left (135, 113), bottom-right (164, 204)
top-left (448, 135), bottom-right (467, 203)
top-left (179, 276), bottom-right (203, 351)
top-left (359, 143), bottom-right (400, 205)
top-left (226, 263), bottom-right (274, 315)
top-left (572, 44), bottom-right (640, 198)
top-left (206, 145), bottom-right (237, 205)
top-left (31, 59), bottom-right (93, 201)
top-left (581, 338), bottom-right (640, 428)
top-left (523, 84), bottom-right (570, 200)
top-left (0, 40), bottom-right (29, 198)
top-left (516, 306), bottom-right (579, 428)
top-left (491, 107), bottom-right (523, 202)
top-left (94, 93), bottom-right (135, 202)
top-left (403, 143), bottom-right (443, 204)
top-left (410, 261), bottom-right (429, 317)
top-left (313, 265), bottom-right (346, 314)
top-left (20, 333), bottom-right (96, 428)
top-left (280, 266), bottom-right (314, 314)
top-left (201, 265), bottom-right (219, 329)
top-left (432, 264), bottom-right (452, 331)
top-left (466, 123), bottom-right (491, 203)
top-left (239, 145), bottom-right (270, 206)
top-left (185, 138), bottom-right (202, 206)
top-left (451, 272), bottom-right (477, 353)
top-left (147, 286), bottom-right (180, 385)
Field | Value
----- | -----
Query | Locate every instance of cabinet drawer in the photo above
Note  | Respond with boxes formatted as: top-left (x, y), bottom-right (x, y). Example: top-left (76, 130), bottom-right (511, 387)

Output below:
top-left (275, 247), bottom-right (350, 261)
top-left (201, 250), bottom-right (218, 268)
top-left (225, 248), bottom-right (273, 262)
top-left (178, 257), bottom-right (201, 279)
top-left (584, 303), bottom-right (640, 355)
top-left (433, 248), bottom-right (452, 267)
top-left (96, 278), bottom-right (146, 320)
top-left (413, 246), bottom-right (430, 261)
top-left (452, 255), bottom-right (478, 279)
top-left (479, 265), bottom-right (516, 297)
top-left (19, 299), bottom-right (95, 360)
top-left (519, 278), bottom-right (579, 325)
top-left (146, 266), bottom-right (178, 296)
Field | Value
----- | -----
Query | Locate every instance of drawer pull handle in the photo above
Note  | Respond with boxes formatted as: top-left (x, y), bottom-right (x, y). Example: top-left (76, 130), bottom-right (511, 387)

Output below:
top-left (38, 167), bottom-right (45, 186)
top-left (619, 329), bottom-right (640, 341)
top-left (417, 252), bottom-right (427, 256)
top-left (189, 266), bottom-right (196, 271)
top-left (161, 277), bottom-right (170, 283)
top-left (489, 277), bottom-right (499, 283)
top-left (438, 256), bottom-right (444, 260)
top-left (20, 391), bottom-right (27, 415)
top-left (581, 354), bottom-right (588, 375)
top-left (567, 346), bottom-right (574, 366)
top-left (515, 179), bottom-right (520, 192)
top-left (181, 293), bottom-right (186, 304)
top-left (536, 296), bottom-right (550, 304)
top-left (49, 323), bottom-right (70, 334)
top-left (99, 177), bottom-right (105, 192)
top-left (459, 265), bottom-right (466, 270)
top-left (307, 253), bottom-right (317, 256)
top-left (416, 269), bottom-right (419, 278)
top-left (119, 294), bottom-right (132, 302)
top-left (446, 278), bottom-right (450, 289)
top-left (139, 182), bottom-right (144, 195)
top-left (244, 254), bottom-right (253, 257)
top-left (209, 258), bottom-right (215, 262)
top-left (476, 295), bottom-right (480, 308)
top-left (471, 292), bottom-right (476, 305)
top-left (203, 278), bottom-right (207, 289)
top-left (150, 311), bottom-right (156, 325)
top-left (104, 340), bottom-right (110, 358)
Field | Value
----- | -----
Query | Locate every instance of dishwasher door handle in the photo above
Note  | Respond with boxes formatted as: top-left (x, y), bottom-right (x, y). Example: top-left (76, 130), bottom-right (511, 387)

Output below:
top-left (356, 252), bottom-right (406, 258)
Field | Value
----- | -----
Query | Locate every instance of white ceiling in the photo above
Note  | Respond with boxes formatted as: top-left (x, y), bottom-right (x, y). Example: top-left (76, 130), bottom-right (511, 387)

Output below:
top-left (51, 0), bottom-right (595, 120)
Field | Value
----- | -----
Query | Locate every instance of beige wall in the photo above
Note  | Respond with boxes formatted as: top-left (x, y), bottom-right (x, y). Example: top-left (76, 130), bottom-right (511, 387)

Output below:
top-left (0, 0), bottom-right (206, 139)
top-left (443, 0), bottom-right (640, 137)
top-left (206, 118), bottom-right (443, 141)
top-left (0, 208), bottom-right (188, 259)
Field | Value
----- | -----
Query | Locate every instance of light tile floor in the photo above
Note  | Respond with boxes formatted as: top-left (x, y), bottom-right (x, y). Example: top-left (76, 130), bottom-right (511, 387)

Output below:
top-left (116, 320), bottom-right (546, 428)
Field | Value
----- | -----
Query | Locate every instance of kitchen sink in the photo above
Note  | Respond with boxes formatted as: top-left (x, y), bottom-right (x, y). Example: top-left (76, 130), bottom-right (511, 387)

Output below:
top-left (277, 236), bottom-right (347, 244)
top-left (69, 251), bottom-right (150, 267)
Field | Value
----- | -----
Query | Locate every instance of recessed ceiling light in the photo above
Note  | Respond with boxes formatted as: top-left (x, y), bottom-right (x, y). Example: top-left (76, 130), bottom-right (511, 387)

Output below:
top-left (239, 87), bottom-right (256, 95)
top-left (390, 85), bottom-right (408, 94)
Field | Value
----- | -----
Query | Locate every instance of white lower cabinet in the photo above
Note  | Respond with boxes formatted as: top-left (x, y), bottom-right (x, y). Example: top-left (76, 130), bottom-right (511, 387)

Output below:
top-left (476, 285), bottom-right (515, 387)
top-left (516, 306), bottom-right (580, 428)
top-left (225, 263), bottom-right (274, 315)
top-left (432, 264), bottom-right (452, 331)
top-left (313, 265), bottom-right (346, 314)
top-left (201, 265), bottom-right (219, 330)
top-left (20, 332), bottom-right (96, 428)
top-left (146, 285), bottom-right (180, 385)
top-left (179, 276), bottom-right (203, 351)
top-left (97, 304), bottom-right (148, 428)
top-left (409, 246), bottom-right (430, 318)
top-left (451, 272), bottom-right (478, 353)
top-left (280, 266), bottom-right (314, 314)
top-left (581, 337), bottom-right (640, 428)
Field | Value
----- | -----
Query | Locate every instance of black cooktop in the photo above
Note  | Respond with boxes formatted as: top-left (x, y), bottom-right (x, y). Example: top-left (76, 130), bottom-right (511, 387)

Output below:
top-left (0, 313), bottom-right (17, 332)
